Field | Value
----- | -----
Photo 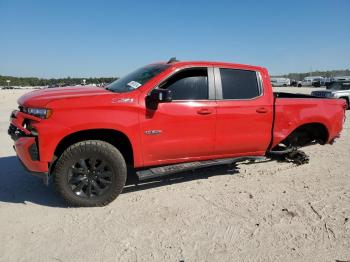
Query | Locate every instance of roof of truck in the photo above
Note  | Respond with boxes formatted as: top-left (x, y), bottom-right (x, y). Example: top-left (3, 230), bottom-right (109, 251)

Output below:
top-left (155, 60), bottom-right (267, 72)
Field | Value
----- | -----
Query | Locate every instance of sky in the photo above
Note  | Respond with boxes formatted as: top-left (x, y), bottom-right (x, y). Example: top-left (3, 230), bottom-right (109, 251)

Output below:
top-left (0, 0), bottom-right (349, 78)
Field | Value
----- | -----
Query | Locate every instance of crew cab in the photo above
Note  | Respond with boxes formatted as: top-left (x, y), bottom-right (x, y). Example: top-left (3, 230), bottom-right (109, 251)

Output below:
top-left (8, 59), bottom-right (347, 206)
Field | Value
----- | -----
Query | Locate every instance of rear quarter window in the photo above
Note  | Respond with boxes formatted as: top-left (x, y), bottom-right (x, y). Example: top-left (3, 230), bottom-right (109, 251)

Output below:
top-left (220, 68), bottom-right (260, 99)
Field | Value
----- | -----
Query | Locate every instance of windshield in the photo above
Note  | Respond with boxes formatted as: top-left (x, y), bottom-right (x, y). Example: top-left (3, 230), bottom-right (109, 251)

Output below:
top-left (327, 82), bottom-right (350, 90)
top-left (106, 64), bottom-right (170, 93)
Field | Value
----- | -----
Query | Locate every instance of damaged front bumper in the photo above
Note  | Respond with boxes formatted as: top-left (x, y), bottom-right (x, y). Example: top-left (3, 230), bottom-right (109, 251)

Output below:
top-left (8, 110), bottom-right (49, 185)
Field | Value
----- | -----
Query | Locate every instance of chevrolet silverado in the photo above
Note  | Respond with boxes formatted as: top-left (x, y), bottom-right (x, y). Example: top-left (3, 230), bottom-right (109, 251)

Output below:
top-left (8, 59), bottom-right (346, 206)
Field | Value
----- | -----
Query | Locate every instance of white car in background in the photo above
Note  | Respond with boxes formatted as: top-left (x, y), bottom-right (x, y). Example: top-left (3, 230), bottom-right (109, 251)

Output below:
top-left (332, 76), bottom-right (350, 82)
top-left (325, 76), bottom-right (350, 87)
top-left (270, 77), bottom-right (291, 87)
top-left (311, 81), bottom-right (350, 109)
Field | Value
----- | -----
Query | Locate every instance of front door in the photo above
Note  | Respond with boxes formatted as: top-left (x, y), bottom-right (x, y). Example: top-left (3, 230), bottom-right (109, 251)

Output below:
top-left (140, 67), bottom-right (217, 166)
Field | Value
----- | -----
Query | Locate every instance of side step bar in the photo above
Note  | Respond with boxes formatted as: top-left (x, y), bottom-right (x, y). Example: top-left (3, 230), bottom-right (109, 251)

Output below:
top-left (136, 156), bottom-right (264, 181)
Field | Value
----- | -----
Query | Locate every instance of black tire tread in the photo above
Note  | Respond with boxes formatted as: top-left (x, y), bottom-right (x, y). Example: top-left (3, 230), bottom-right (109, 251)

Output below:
top-left (53, 140), bottom-right (126, 207)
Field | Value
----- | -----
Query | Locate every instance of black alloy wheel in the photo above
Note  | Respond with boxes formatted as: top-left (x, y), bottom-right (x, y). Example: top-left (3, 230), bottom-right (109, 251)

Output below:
top-left (68, 158), bottom-right (113, 198)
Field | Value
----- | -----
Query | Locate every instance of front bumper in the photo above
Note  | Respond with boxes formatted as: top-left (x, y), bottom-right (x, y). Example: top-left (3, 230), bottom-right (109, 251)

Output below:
top-left (8, 110), bottom-right (49, 184)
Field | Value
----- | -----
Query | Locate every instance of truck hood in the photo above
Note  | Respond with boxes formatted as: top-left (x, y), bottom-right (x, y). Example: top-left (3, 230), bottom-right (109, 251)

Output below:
top-left (18, 86), bottom-right (112, 107)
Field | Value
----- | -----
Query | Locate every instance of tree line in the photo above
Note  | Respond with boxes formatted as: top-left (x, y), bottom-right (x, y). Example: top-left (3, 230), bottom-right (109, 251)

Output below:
top-left (0, 75), bottom-right (118, 87)
top-left (1, 68), bottom-right (349, 87)
top-left (273, 69), bottom-right (350, 81)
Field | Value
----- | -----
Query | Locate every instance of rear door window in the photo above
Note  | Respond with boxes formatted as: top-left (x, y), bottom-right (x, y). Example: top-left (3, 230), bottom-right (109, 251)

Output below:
top-left (220, 68), bottom-right (260, 99)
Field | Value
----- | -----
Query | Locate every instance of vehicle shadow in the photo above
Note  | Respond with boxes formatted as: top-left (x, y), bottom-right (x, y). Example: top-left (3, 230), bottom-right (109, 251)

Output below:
top-left (0, 156), bottom-right (240, 207)
top-left (0, 156), bottom-right (66, 207)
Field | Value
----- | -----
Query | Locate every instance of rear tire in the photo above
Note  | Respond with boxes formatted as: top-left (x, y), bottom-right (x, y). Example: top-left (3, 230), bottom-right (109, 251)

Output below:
top-left (53, 140), bottom-right (127, 207)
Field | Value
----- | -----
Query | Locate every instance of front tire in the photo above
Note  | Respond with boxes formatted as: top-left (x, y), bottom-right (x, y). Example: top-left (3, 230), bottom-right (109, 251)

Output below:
top-left (53, 140), bottom-right (127, 207)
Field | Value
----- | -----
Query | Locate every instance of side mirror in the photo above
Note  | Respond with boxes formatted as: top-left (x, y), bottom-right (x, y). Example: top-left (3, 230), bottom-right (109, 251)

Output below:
top-left (146, 89), bottom-right (172, 110)
top-left (150, 88), bottom-right (172, 102)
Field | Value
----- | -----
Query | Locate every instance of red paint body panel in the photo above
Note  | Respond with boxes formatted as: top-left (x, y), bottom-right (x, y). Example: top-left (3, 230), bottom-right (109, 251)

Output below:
top-left (9, 61), bottom-right (346, 174)
top-left (272, 98), bottom-right (345, 147)
top-left (213, 67), bottom-right (274, 157)
top-left (139, 100), bottom-right (217, 166)
top-left (14, 137), bottom-right (49, 173)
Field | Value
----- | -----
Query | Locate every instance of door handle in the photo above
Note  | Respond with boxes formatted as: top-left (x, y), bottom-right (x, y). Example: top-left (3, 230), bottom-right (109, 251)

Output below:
top-left (256, 107), bottom-right (268, 113)
top-left (197, 108), bottom-right (213, 115)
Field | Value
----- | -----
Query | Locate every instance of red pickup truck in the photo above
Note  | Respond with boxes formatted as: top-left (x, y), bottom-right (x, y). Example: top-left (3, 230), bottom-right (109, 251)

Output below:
top-left (8, 59), bottom-right (346, 206)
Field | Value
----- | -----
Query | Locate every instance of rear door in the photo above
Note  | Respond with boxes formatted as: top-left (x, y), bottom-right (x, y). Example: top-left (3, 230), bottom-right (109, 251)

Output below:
top-left (214, 67), bottom-right (273, 156)
top-left (140, 67), bottom-right (217, 166)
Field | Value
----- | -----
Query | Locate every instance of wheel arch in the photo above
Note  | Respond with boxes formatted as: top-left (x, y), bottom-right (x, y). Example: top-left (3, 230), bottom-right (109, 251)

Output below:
top-left (53, 128), bottom-right (135, 167)
top-left (279, 122), bottom-right (329, 147)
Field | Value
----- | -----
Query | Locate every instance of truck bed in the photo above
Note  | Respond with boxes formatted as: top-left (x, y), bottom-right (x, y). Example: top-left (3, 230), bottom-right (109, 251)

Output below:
top-left (271, 92), bottom-right (346, 148)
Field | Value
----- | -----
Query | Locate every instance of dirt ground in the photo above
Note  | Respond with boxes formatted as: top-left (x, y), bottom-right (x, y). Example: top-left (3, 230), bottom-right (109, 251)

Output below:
top-left (0, 88), bottom-right (349, 262)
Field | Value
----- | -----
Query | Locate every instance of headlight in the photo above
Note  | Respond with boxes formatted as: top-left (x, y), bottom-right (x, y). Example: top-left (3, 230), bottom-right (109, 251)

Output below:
top-left (22, 107), bottom-right (52, 119)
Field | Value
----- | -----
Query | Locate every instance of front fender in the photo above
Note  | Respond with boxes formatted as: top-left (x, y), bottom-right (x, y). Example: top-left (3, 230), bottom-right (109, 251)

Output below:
top-left (32, 107), bottom-right (142, 166)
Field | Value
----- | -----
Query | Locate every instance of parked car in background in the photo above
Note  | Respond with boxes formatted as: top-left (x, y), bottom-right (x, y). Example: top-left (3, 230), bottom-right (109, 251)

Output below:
top-left (1, 86), bottom-right (20, 90)
top-left (332, 76), bottom-right (350, 82)
top-left (270, 77), bottom-right (291, 86)
top-left (312, 81), bottom-right (350, 109)
top-left (290, 79), bottom-right (300, 87)
top-left (48, 84), bottom-right (61, 88)
top-left (325, 76), bottom-right (350, 88)
top-left (301, 76), bottom-right (325, 87)
top-left (301, 77), bottom-right (313, 87)
top-left (312, 77), bottom-right (326, 87)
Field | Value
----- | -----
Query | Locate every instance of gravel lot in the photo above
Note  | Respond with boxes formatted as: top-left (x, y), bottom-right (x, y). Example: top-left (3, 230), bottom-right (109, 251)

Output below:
top-left (0, 88), bottom-right (349, 262)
